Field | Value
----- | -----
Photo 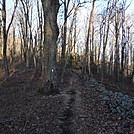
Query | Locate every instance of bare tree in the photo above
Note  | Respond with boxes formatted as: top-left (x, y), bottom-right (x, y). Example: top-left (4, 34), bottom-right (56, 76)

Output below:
top-left (2, 0), bottom-right (18, 78)
top-left (101, 1), bottom-right (112, 82)
top-left (37, 0), bottom-right (43, 67)
top-left (113, 0), bottom-right (121, 82)
top-left (19, 0), bottom-right (34, 67)
top-left (81, 0), bottom-right (96, 78)
top-left (10, 27), bottom-right (16, 64)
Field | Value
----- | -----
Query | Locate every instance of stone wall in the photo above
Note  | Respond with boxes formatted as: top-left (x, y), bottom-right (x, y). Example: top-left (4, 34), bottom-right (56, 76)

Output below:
top-left (89, 78), bottom-right (134, 120)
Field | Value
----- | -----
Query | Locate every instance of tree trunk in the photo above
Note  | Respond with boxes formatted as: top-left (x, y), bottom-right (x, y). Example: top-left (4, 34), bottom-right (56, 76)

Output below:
top-left (25, 10), bottom-right (29, 68)
top-left (20, 0), bottom-right (30, 67)
top-left (61, 0), bottom-right (69, 65)
top-left (97, 25), bottom-right (102, 74)
top-left (11, 27), bottom-right (16, 64)
top-left (121, 5), bottom-right (126, 75)
top-left (2, 0), bottom-right (9, 78)
top-left (81, 0), bottom-right (96, 78)
top-left (101, 9), bottom-right (110, 83)
top-left (0, 18), bottom-right (2, 58)
top-left (33, 33), bottom-right (37, 68)
top-left (114, 16), bottom-right (120, 82)
top-left (41, 0), bottom-right (59, 94)
top-left (37, 0), bottom-right (43, 67)
top-left (60, 0), bottom-right (71, 83)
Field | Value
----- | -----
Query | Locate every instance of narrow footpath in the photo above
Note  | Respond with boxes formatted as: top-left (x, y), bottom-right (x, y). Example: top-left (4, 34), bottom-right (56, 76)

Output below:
top-left (59, 70), bottom-right (134, 134)
top-left (0, 65), bottom-right (133, 134)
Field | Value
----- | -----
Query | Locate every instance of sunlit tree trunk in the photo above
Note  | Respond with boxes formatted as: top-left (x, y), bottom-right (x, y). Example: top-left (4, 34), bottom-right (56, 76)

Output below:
top-left (81, 0), bottom-right (96, 78)
top-left (11, 27), bottom-right (16, 64)
top-left (97, 24), bottom-right (102, 74)
top-left (37, 0), bottom-right (43, 67)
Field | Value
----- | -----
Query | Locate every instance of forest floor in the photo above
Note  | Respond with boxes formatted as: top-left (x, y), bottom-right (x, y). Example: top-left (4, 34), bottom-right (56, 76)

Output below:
top-left (0, 62), bottom-right (134, 134)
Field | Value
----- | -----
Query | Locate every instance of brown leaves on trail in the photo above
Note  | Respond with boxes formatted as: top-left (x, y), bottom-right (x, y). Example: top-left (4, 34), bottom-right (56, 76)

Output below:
top-left (0, 64), bottom-right (64, 134)
top-left (0, 64), bottom-right (134, 134)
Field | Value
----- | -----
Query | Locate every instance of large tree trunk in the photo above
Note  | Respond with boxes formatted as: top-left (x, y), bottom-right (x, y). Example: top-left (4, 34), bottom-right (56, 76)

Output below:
top-left (41, 0), bottom-right (59, 94)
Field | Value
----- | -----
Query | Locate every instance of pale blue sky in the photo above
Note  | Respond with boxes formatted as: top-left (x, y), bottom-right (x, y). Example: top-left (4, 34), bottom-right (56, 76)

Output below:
top-left (4, 0), bottom-right (134, 35)
top-left (5, 0), bottom-right (134, 17)
top-left (125, 0), bottom-right (134, 13)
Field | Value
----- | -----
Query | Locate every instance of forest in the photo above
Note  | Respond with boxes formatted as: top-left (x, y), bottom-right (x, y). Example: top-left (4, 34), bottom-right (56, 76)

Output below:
top-left (0, 0), bottom-right (134, 133)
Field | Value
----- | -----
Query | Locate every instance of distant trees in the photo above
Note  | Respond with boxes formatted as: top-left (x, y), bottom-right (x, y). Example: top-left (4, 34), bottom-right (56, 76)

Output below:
top-left (94, 0), bottom-right (134, 83)
top-left (19, 0), bottom-right (31, 67)
top-left (17, 0), bottom-right (40, 68)
top-left (1, 0), bottom-right (18, 78)
top-left (59, 0), bottom-right (89, 82)
top-left (0, 0), bottom-right (133, 89)
top-left (78, 0), bottom-right (134, 84)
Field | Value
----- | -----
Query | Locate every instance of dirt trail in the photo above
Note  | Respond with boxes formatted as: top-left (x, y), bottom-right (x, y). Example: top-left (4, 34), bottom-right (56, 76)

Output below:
top-left (59, 71), bottom-right (88, 134)
top-left (59, 70), bottom-right (134, 134)
top-left (59, 72), bottom-right (79, 134)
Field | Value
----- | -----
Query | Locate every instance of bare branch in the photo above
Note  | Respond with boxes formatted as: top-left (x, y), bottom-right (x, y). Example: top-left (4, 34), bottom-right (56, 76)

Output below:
top-left (7, 0), bottom-right (18, 35)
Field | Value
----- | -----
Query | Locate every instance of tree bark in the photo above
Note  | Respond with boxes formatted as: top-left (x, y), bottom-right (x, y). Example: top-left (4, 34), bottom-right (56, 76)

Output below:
top-left (60, 0), bottom-right (71, 83)
top-left (0, 18), bottom-right (2, 58)
top-left (121, 4), bottom-right (126, 75)
top-left (41, 0), bottom-right (59, 94)
top-left (37, 0), bottom-right (43, 67)
top-left (81, 0), bottom-right (96, 78)
top-left (2, 0), bottom-right (9, 78)
top-left (11, 27), bottom-right (16, 64)
top-left (114, 11), bottom-right (120, 82)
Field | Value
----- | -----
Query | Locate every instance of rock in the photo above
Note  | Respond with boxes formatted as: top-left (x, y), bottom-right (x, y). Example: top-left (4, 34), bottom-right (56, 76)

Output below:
top-left (99, 89), bottom-right (134, 119)
top-left (102, 96), bottom-right (110, 101)
top-left (117, 125), bottom-right (124, 133)
top-left (78, 114), bottom-right (88, 118)
top-left (98, 86), bottom-right (107, 92)
top-left (85, 78), bottom-right (134, 119)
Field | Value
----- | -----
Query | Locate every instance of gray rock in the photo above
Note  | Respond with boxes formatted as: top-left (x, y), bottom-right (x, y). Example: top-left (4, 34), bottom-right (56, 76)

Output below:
top-left (85, 78), bottom-right (134, 119)
top-left (102, 96), bottom-right (110, 101)
top-left (99, 89), bottom-right (134, 119)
